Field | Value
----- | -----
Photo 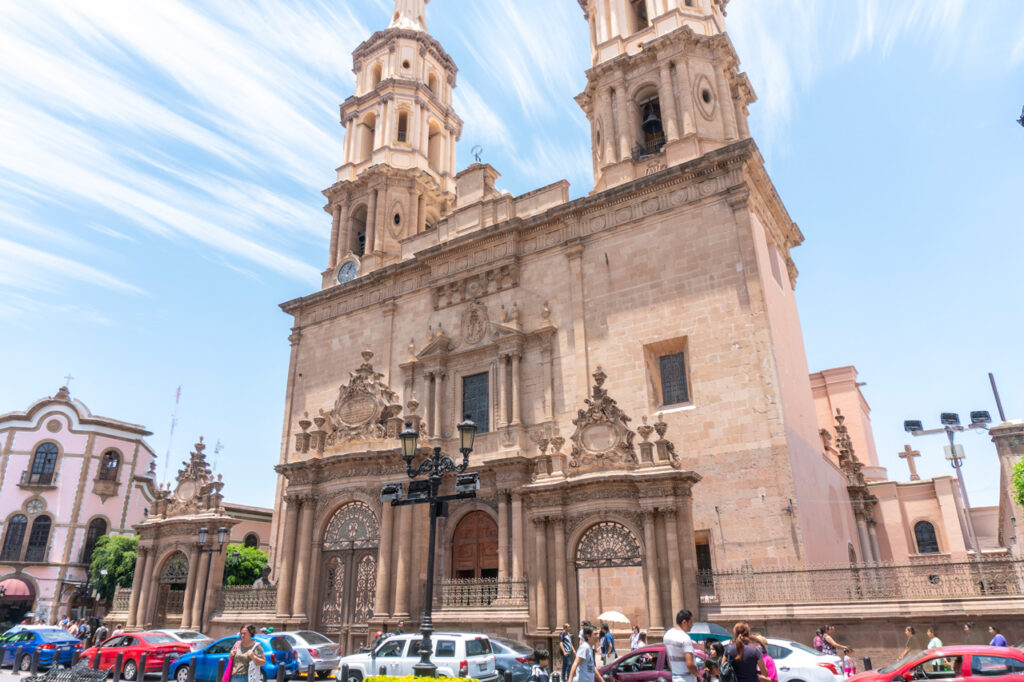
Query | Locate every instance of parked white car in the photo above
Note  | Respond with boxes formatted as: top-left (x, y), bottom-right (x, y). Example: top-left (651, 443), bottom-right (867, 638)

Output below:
top-left (765, 638), bottom-right (844, 682)
top-left (336, 633), bottom-right (498, 682)
top-left (279, 631), bottom-right (340, 679)
top-left (152, 629), bottom-right (213, 652)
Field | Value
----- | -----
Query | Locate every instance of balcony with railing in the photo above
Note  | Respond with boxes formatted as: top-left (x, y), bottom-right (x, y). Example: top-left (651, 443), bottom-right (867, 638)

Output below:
top-left (631, 134), bottom-right (666, 162)
top-left (19, 469), bottom-right (58, 489)
top-left (435, 578), bottom-right (528, 609)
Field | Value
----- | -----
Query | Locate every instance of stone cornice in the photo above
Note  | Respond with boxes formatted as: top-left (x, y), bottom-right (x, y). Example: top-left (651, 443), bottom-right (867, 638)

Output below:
top-left (352, 28), bottom-right (458, 77)
top-left (282, 139), bottom-right (767, 326)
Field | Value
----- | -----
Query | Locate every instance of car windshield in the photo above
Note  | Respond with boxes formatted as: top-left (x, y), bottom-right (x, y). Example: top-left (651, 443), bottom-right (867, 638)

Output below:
top-left (466, 638), bottom-right (492, 656)
top-left (141, 634), bottom-right (178, 644)
top-left (298, 632), bottom-right (333, 645)
top-left (879, 651), bottom-right (923, 674)
top-left (788, 642), bottom-right (824, 656)
top-left (493, 638), bottom-right (533, 655)
top-left (38, 630), bottom-right (74, 642)
top-left (173, 631), bottom-right (207, 640)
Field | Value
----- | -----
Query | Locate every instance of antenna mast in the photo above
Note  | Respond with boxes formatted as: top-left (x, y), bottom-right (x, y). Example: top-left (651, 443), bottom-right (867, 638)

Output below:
top-left (162, 385), bottom-right (182, 485)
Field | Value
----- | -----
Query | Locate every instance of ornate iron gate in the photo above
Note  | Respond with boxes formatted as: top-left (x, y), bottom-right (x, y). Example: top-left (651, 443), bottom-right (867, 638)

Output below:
top-left (318, 502), bottom-right (379, 635)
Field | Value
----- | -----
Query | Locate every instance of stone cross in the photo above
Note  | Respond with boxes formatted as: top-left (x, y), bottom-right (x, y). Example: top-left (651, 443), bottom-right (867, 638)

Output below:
top-left (899, 444), bottom-right (921, 480)
top-left (63, 373), bottom-right (74, 388)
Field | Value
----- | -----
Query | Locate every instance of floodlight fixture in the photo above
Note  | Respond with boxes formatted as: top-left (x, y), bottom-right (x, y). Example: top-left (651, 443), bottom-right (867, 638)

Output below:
top-left (970, 411), bottom-right (992, 425)
top-left (407, 479), bottom-right (431, 501)
top-left (904, 420), bottom-right (923, 433)
top-left (381, 483), bottom-right (403, 502)
top-left (940, 412), bottom-right (961, 426)
top-left (455, 472), bottom-right (481, 494)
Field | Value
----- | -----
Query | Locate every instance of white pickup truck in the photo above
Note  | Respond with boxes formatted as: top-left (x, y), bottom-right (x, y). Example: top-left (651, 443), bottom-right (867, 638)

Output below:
top-left (336, 633), bottom-right (499, 682)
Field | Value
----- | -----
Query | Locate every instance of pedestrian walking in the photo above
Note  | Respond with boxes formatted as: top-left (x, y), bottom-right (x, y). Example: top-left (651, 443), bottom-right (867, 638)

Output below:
top-left (600, 624), bottom-right (616, 666)
top-left (842, 649), bottom-right (856, 678)
top-left (568, 625), bottom-right (598, 682)
top-left (94, 621), bottom-right (109, 645)
top-left (663, 609), bottom-right (700, 682)
top-left (112, 624), bottom-right (125, 637)
top-left (724, 622), bottom-right (771, 682)
top-left (820, 625), bottom-right (847, 657)
top-left (989, 626), bottom-right (1008, 648)
top-left (630, 625), bottom-right (641, 651)
top-left (529, 649), bottom-right (551, 682)
top-left (228, 624), bottom-right (266, 682)
top-left (812, 630), bottom-right (823, 653)
top-left (927, 628), bottom-right (942, 650)
top-left (560, 623), bottom-right (576, 682)
top-left (900, 627), bottom-right (916, 658)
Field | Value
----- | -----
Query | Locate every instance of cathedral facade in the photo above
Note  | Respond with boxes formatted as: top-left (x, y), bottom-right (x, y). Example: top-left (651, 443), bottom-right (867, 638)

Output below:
top-left (269, 0), bottom-right (865, 649)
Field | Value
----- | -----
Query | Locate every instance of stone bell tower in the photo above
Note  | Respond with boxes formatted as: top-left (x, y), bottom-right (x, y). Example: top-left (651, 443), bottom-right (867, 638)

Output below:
top-left (575, 0), bottom-right (756, 193)
top-left (322, 0), bottom-right (462, 287)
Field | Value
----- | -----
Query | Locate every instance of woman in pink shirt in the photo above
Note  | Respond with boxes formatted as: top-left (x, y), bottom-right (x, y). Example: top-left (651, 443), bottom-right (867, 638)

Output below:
top-left (752, 636), bottom-right (778, 682)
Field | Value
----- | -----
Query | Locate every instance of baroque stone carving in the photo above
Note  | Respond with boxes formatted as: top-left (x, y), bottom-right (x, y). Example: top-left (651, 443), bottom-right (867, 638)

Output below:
top-left (156, 437), bottom-right (225, 517)
top-left (432, 263), bottom-right (519, 310)
top-left (461, 301), bottom-right (489, 346)
top-left (568, 367), bottom-right (636, 470)
top-left (323, 501), bottom-right (380, 551)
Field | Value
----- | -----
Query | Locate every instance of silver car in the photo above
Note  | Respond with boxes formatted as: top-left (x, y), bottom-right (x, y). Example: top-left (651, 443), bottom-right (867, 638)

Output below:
top-left (280, 631), bottom-right (340, 678)
top-left (152, 629), bottom-right (213, 652)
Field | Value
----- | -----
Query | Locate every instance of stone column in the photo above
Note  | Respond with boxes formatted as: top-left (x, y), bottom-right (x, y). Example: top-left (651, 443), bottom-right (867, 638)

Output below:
top-left (416, 193), bottom-right (425, 234)
top-left (141, 556), bottom-right (161, 629)
top-left (676, 491), bottom-right (700, 614)
top-left (292, 497), bottom-right (315, 617)
top-left (180, 547), bottom-right (202, 628)
top-left (713, 65), bottom-right (739, 139)
top-left (366, 189), bottom-right (378, 255)
top-left (663, 509), bottom-right (684, 612)
top-left (393, 505), bottom-right (411, 618)
top-left (190, 550), bottom-right (210, 629)
top-left (127, 547), bottom-right (148, 628)
top-left (497, 493), bottom-right (510, 580)
top-left (374, 187), bottom-right (387, 254)
top-left (642, 511), bottom-right (663, 630)
top-left (511, 351), bottom-right (522, 426)
top-left (854, 511), bottom-right (872, 564)
top-left (541, 343), bottom-right (554, 422)
top-left (533, 517), bottom-right (549, 632)
top-left (615, 78), bottom-right (632, 161)
top-left (658, 62), bottom-right (680, 141)
top-left (433, 371), bottom-right (444, 438)
top-left (867, 520), bottom-right (882, 563)
top-left (375, 502), bottom-right (395, 617)
top-left (275, 497), bottom-right (300, 617)
top-left (676, 59), bottom-right (696, 137)
top-left (329, 204), bottom-right (342, 269)
top-left (601, 88), bottom-right (617, 163)
top-left (511, 493), bottom-right (524, 579)
top-left (552, 517), bottom-right (568, 629)
top-left (496, 355), bottom-right (507, 428)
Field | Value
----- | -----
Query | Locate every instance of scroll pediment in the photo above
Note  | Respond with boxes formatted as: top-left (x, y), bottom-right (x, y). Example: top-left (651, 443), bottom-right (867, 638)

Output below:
top-left (417, 328), bottom-right (454, 358)
top-left (568, 367), bottom-right (637, 472)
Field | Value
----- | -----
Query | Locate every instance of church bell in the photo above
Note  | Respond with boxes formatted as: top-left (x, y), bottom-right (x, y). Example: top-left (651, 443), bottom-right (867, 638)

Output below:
top-left (641, 110), bottom-right (662, 134)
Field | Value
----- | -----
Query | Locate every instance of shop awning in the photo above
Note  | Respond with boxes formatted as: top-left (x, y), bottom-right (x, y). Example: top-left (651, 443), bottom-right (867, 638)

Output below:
top-left (0, 577), bottom-right (35, 602)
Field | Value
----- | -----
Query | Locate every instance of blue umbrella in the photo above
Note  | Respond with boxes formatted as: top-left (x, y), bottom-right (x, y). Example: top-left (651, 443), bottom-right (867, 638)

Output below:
top-left (688, 622), bottom-right (731, 642)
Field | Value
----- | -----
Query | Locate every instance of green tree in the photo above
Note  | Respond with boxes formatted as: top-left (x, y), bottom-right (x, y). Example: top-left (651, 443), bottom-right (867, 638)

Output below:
top-left (1012, 458), bottom-right (1024, 509)
top-left (223, 544), bottom-right (269, 586)
top-left (88, 535), bottom-right (137, 602)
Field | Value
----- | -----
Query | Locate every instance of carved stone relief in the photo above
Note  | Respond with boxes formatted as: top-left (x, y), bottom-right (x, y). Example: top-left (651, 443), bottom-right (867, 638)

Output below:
top-left (567, 367), bottom-right (637, 471)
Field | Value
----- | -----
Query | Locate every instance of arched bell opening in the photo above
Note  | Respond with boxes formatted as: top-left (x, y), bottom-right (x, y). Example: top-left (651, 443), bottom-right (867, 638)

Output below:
top-left (349, 204), bottom-right (368, 257)
top-left (633, 85), bottom-right (665, 159)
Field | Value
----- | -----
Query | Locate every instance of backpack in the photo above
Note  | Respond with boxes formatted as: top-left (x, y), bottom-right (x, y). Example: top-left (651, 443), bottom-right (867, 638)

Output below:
top-left (719, 656), bottom-right (736, 682)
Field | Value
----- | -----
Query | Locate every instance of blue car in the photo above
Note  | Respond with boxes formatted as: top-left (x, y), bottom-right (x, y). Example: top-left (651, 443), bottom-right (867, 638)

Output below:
top-left (169, 634), bottom-right (298, 682)
top-left (0, 627), bottom-right (82, 671)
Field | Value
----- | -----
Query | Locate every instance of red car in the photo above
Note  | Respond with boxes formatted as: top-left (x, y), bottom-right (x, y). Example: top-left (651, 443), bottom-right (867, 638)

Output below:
top-left (80, 631), bottom-right (191, 681)
top-left (850, 646), bottom-right (1024, 682)
top-left (599, 645), bottom-right (709, 682)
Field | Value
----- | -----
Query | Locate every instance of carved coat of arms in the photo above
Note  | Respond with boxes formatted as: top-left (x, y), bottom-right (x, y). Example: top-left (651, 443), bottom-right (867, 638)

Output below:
top-left (327, 350), bottom-right (403, 444)
top-left (568, 367), bottom-right (637, 471)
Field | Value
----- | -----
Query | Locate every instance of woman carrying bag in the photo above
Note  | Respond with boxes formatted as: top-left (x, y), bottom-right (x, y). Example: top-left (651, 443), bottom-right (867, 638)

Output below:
top-left (226, 624), bottom-right (266, 682)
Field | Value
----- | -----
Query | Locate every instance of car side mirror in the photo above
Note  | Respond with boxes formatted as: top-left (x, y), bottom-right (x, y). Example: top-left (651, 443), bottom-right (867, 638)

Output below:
top-left (892, 676), bottom-right (906, 682)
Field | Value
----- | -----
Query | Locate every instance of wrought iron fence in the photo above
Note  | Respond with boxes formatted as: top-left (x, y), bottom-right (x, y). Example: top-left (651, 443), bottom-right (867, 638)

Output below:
top-left (698, 556), bottom-right (1024, 606)
top-left (631, 134), bottom-right (667, 161)
top-left (436, 578), bottom-right (528, 608)
top-left (111, 587), bottom-right (131, 612)
top-left (218, 585), bottom-right (278, 612)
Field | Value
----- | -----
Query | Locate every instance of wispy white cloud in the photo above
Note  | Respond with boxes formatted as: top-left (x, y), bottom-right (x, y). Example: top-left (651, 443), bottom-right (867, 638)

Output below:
top-left (0, 236), bottom-right (145, 296)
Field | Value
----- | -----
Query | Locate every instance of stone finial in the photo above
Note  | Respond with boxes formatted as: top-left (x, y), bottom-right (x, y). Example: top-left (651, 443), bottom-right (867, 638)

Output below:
top-left (408, 338), bottom-right (416, 359)
top-left (195, 437), bottom-right (205, 454)
top-left (593, 366), bottom-right (606, 389)
top-left (407, 398), bottom-right (419, 414)
top-left (637, 416), bottom-right (654, 443)
top-left (654, 413), bottom-right (668, 439)
top-left (54, 386), bottom-right (71, 401)
top-left (361, 349), bottom-right (374, 363)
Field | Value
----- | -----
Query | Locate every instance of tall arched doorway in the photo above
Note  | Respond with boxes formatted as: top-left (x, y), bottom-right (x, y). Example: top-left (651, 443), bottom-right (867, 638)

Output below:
top-left (574, 522), bottom-right (644, 627)
top-left (318, 502), bottom-right (379, 640)
top-left (154, 552), bottom-right (188, 627)
top-left (451, 511), bottom-right (498, 580)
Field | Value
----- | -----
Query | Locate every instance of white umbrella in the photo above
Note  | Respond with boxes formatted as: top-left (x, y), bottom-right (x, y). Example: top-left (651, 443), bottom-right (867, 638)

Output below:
top-left (597, 610), bottom-right (630, 624)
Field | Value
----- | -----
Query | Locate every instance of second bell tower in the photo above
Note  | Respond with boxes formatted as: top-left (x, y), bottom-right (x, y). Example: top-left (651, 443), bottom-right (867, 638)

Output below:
top-left (322, 0), bottom-right (462, 287)
top-left (576, 0), bottom-right (755, 193)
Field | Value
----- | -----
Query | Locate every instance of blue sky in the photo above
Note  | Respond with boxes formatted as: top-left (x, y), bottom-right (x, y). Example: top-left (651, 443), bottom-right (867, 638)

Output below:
top-left (1, 0), bottom-right (1022, 514)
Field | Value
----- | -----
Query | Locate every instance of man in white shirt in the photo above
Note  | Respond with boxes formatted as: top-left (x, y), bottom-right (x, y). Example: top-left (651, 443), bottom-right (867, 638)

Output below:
top-left (663, 609), bottom-right (699, 682)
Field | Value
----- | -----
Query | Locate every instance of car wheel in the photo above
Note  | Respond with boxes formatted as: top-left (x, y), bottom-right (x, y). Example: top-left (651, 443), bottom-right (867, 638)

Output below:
top-left (346, 671), bottom-right (363, 682)
top-left (123, 659), bottom-right (138, 681)
top-left (19, 655), bottom-right (31, 672)
top-left (175, 665), bottom-right (192, 682)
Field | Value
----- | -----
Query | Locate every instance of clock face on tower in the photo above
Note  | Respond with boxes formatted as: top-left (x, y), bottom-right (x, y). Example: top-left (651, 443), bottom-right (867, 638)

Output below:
top-left (337, 260), bottom-right (358, 284)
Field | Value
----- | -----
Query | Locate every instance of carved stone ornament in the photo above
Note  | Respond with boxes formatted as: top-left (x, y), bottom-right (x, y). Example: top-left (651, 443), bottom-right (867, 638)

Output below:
top-left (324, 350), bottom-right (403, 446)
top-left (461, 301), bottom-right (489, 346)
top-left (163, 437), bottom-right (225, 517)
top-left (568, 366), bottom-right (637, 471)
top-left (432, 263), bottom-right (519, 311)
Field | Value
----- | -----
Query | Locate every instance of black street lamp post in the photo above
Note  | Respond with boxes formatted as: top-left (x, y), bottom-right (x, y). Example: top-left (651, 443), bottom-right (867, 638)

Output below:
top-left (381, 415), bottom-right (479, 678)
top-left (196, 526), bottom-right (228, 633)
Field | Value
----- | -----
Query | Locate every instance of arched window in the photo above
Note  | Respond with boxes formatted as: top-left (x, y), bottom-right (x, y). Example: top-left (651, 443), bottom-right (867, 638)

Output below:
top-left (370, 63), bottom-right (383, 88)
top-left (29, 443), bottom-right (58, 485)
top-left (914, 521), bottom-right (940, 554)
top-left (98, 450), bottom-right (120, 481)
top-left (24, 516), bottom-right (51, 562)
top-left (350, 205), bottom-right (368, 256)
top-left (631, 0), bottom-right (649, 32)
top-left (243, 533), bottom-right (259, 549)
top-left (1, 515), bottom-right (27, 561)
top-left (427, 73), bottom-right (438, 95)
top-left (81, 518), bottom-right (107, 563)
top-left (397, 111), bottom-right (409, 143)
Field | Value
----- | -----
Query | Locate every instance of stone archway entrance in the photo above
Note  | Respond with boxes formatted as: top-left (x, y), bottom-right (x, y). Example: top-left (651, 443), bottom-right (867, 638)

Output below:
top-left (318, 502), bottom-right (379, 641)
top-left (451, 511), bottom-right (498, 580)
top-left (574, 521), bottom-right (645, 627)
top-left (154, 552), bottom-right (188, 628)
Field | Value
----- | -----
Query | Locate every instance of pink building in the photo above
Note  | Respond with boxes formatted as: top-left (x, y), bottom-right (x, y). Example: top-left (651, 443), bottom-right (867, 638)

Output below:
top-left (0, 386), bottom-right (159, 625)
